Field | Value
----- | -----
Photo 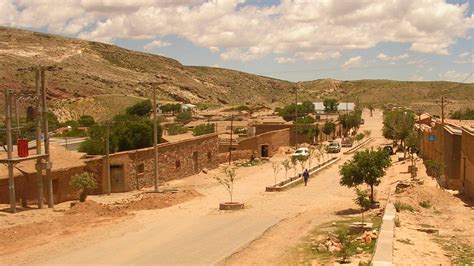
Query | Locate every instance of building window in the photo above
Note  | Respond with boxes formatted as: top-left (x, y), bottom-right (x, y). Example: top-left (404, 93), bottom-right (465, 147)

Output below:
top-left (175, 160), bottom-right (181, 169)
top-left (207, 152), bottom-right (212, 161)
top-left (137, 163), bottom-right (144, 174)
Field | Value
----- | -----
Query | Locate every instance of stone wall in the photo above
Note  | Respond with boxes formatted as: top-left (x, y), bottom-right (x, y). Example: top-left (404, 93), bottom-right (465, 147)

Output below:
top-left (87, 133), bottom-right (219, 193)
top-left (217, 150), bottom-right (253, 164)
top-left (238, 128), bottom-right (290, 157)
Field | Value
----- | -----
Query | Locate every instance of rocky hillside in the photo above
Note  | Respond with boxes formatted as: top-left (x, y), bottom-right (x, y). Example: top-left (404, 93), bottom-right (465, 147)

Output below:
top-left (0, 26), bottom-right (473, 120)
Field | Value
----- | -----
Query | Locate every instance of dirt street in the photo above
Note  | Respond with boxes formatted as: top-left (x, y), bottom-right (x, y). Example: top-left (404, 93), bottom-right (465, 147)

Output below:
top-left (0, 109), bottom-right (412, 265)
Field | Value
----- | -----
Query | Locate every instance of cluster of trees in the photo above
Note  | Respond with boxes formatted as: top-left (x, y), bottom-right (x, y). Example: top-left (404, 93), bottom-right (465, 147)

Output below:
top-left (383, 109), bottom-right (416, 148)
top-left (323, 98), bottom-right (339, 112)
top-left (275, 100), bottom-right (314, 121)
top-left (338, 110), bottom-right (362, 136)
top-left (166, 125), bottom-right (188, 136)
top-left (176, 111), bottom-right (192, 124)
top-left (80, 100), bottom-right (163, 155)
top-left (160, 103), bottom-right (182, 114)
top-left (450, 108), bottom-right (474, 120)
top-left (295, 116), bottom-right (320, 144)
top-left (126, 100), bottom-right (152, 116)
top-left (192, 123), bottom-right (215, 136)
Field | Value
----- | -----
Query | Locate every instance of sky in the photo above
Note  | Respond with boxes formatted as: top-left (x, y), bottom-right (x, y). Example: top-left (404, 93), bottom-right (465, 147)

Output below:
top-left (1, 0), bottom-right (473, 82)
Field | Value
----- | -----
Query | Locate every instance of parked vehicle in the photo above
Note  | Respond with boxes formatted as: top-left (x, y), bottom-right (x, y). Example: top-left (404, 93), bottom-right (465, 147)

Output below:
top-left (341, 137), bottom-right (353, 147)
top-left (326, 142), bottom-right (341, 153)
top-left (292, 147), bottom-right (309, 158)
top-left (360, 119), bottom-right (365, 124)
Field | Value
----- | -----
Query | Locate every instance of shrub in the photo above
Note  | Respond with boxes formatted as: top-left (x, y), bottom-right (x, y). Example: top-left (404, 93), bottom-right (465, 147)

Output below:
top-left (126, 100), bottom-right (152, 117)
top-left (419, 200), bottom-right (431, 209)
top-left (176, 111), bottom-right (192, 124)
top-left (70, 172), bottom-right (98, 202)
top-left (78, 115), bottom-right (95, 126)
top-left (193, 123), bottom-right (215, 136)
top-left (394, 202), bottom-right (414, 212)
top-left (167, 125), bottom-right (188, 135)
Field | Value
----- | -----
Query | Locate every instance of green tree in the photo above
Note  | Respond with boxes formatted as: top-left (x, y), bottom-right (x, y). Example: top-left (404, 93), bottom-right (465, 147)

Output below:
top-left (126, 100), bottom-right (152, 117)
top-left (322, 121), bottom-right (336, 137)
top-left (295, 116), bottom-right (320, 144)
top-left (450, 108), bottom-right (474, 120)
top-left (354, 188), bottom-right (371, 226)
top-left (323, 98), bottom-right (339, 112)
top-left (383, 109), bottom-right (415, 148)
top-left (192, 123), bottom-right (215, 136)
top-left (176, 111), bottom-right (192, 124)
top-left (70, 172), bottom-right (97, 202)
top-left (340, 149), bottom-right (391, 203)
top-left (78, 115), bottom-right (95, 127)
top-left (277, 100), bottom-right (314, 121)
top-left (367, 103), bottom-right (375, 117)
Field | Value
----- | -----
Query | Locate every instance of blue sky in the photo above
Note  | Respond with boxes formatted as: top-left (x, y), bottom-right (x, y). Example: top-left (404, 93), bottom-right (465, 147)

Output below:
top-left (1, 0), bottom-right (472, 82)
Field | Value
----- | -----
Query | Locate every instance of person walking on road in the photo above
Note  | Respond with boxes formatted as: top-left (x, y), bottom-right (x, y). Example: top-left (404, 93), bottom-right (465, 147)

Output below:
top-left (303, 169), bottom-right (310, 186)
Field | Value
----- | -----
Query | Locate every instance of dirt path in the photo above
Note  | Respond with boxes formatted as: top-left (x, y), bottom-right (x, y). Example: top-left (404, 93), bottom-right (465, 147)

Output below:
top-left (226, 109), bottom-right (388, 264)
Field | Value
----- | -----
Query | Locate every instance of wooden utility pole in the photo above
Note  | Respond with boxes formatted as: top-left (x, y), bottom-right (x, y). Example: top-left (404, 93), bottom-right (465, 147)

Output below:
top-left (35, 68), bottom-right (44, 208)
top-left (105, 124), bottom-right (111, 194)
top-left (228, 113), bottom-right (234, 165)
top-left (40, 69), bottom-right (54, 208)
top-left (152, 87), bottom-right (159, 191)
top-left (294, 86), bottom-right (298, 148)
top-left (5, 89), bottom-right (16, 213)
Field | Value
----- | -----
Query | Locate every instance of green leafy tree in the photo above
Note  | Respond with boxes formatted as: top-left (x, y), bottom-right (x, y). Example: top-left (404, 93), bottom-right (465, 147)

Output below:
top-left (340, 149), bottom-right (391, 203)
top-left (160, 103), bottom-right (182, 114)
top-left (176, 111), bottom-right (192, 124)
top-left (70, 172), bottom-right (97, 202)
top-left (367, 103), bottom-right (375, 117)
top-left (78, 115), bottom-right (95, 127)
top-left (355, 132), bottom-right (365, 144)
top-left (354, 188), bottom-right (371, 226)
top-left (450, 108), bottom-right (474, 120)
top-left (166, 125), bottom-right (188, 135)
top-left (323, 98), bottom-right (339, 112)
top-left (192, 123), bottom-right (215, 136)
top-left (295, 116), bottom-right (320, 144)
top-left (383, 110), bottom-right (415, 149)
top-left (126, 100), bottom-right (152, 117)
top-left (277, 100), bottom-right (314, 121)
top-left (322, 121), bottom-right (336, 138)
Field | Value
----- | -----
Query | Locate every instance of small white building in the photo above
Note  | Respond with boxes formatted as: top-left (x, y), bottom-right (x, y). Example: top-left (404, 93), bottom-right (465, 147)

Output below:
top-left (313, 102), bottom-right (355, 114)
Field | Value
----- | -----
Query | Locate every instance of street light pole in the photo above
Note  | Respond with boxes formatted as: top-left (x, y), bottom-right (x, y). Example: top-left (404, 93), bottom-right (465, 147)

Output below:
top-left (294, 86), bottom-right (298, 148)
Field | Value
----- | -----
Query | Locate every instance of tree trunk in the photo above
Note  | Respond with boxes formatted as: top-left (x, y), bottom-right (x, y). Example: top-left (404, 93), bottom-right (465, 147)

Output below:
top-left (80, 191), bottom-right (87, 202)
top-left (370, 185), bottom-right (374, 203)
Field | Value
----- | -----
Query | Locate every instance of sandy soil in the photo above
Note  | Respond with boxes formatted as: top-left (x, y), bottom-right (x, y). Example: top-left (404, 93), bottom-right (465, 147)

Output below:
top-left (0, 189), bottom-right (200, 256)
top-left (392, 163), bottom-right (474, 265)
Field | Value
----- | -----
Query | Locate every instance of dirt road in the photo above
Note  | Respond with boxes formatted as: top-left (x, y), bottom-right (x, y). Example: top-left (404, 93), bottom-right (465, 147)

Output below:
top-left (1, 110), bottom-right (386, 265)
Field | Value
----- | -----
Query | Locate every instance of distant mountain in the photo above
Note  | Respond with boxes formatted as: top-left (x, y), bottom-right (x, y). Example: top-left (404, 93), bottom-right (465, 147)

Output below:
top-left (0, 26), bottom-right (472, 120)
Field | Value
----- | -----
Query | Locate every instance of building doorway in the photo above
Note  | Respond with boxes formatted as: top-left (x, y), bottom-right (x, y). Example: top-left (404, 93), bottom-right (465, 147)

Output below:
top-left (110, 164), bottom-right (126, 192)
top-left (260, 144), bottom-right (269, 158)
top-left (193, 152), bottom-right (199, 173)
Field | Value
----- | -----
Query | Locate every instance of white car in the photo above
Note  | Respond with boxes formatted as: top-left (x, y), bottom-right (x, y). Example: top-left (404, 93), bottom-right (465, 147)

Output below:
top-left (292, 147), bottom-right (309, 158)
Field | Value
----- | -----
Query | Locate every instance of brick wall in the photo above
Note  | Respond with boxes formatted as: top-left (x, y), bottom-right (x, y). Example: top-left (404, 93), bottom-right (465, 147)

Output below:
top-left (238, 128), bottom-right (290, 157)
top-left (217, 150), bottom-right (253, 164)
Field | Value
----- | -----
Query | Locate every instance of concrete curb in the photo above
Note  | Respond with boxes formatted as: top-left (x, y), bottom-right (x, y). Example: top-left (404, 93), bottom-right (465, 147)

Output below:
top-left (343, 137), bottom-right (373, 155)
top-left (265, 157), bottom-right (341, 192)
top-left (372, 202), bottom-right (396, 266)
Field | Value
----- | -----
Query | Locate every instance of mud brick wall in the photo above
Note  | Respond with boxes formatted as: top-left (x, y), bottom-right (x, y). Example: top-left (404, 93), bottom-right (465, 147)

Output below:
top-left (238, 128), bottom-right (290, 157)
top-left (460, 128), bottom-right (474, 199)
top-left (0, 165), bottom-right (86, 204)
top-left (87, 133), bottom-right (219, 192)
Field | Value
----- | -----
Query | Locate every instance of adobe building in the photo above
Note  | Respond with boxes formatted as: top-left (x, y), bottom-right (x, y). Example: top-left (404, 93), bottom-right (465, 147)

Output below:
top-left (218, 128), bottom-right (290, 160)
top-left (0, 134), bottom-right (219, 205)
top-left (460, 126), bottom-right (474, 199)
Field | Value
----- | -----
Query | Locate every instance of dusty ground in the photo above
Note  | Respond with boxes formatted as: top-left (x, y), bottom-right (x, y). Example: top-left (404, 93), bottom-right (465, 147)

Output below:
top-left (0, 189), bottom-right (200, 256)
top-left (393, 163), bottom-right (474, 265)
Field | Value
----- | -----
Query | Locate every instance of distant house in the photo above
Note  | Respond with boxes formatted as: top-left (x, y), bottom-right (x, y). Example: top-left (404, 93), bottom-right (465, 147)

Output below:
top-left (181, 104), bottom-right (197, 112)
top-left (312, 102), bottom-right (355, 114)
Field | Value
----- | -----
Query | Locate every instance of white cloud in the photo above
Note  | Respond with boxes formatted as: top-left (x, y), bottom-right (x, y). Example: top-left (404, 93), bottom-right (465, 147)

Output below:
top-left (440, 70), bottom-right (474, 82)
top-left (454, 52), bottom-right (474, 64)
top-left (143, 40), bottom-right (171, 50)
top-left (341, 56), bottom-right (365, 69)
top-left (1, 0), bottom-right (472, 61)
top-left (275, 57), bottom-right (295, 64)
top-left (377, 53), bottom-right (409, 61)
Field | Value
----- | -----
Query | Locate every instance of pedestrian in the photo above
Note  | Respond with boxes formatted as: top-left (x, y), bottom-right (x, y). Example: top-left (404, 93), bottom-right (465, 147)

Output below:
top-left (303, 169), bottom-right (309, 186)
